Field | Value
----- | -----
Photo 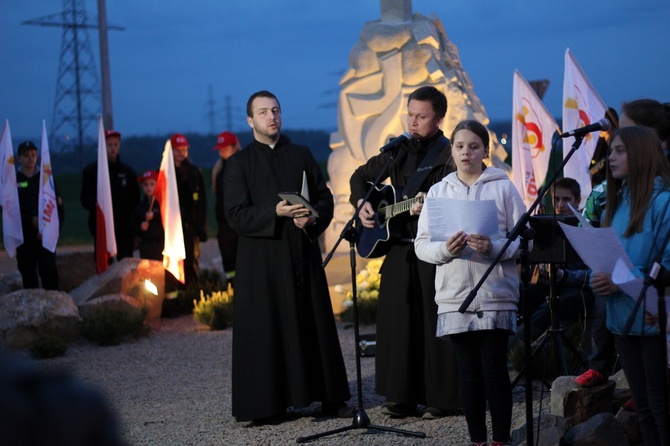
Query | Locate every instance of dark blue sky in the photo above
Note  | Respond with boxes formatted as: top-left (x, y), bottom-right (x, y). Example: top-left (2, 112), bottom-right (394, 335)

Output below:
top-left (2, 0), bottom-right (669, 140)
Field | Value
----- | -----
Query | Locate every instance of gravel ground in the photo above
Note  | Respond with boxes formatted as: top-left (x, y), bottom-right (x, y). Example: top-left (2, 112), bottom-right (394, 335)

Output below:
top-left (1, 243), bottom-right (553, 445)
top-left (26, 316), bottom-right (553, 446)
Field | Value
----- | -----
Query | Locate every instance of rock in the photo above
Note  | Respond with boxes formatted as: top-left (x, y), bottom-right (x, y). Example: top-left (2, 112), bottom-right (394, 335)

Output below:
top-left (0, 271), bottom-right (23, 293)
top-left (615, 407), bottom-right (643, 445)
top-left (69, 258), bottom-right (165, 321)
top-left (551, 375), bottom-right (615, 427)
top-left (78, 293), bottom-right (145, 320)
top-left (562, 412), bottom-right (629, 446)
top-left (0, 289), bottom-right (81, 348)
top-left (512, 413), bottom-right (565, 446)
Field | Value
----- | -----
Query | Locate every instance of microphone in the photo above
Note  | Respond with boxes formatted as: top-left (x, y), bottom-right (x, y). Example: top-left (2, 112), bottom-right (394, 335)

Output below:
top-left (379, 132), bottom-right (412, 153)
top-left (560, 118), bottom-right (611, 138)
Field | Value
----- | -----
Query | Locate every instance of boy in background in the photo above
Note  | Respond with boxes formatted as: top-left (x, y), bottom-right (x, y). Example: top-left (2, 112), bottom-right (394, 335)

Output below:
top-left (15, 141), bottom-right (64, 289)
top-left (134, 170), bottom-right (164, 261)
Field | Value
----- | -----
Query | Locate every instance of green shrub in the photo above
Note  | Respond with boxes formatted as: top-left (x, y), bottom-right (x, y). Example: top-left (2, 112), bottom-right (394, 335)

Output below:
top-left (193, 287), bottom-right (234, 330)
top-left (82, 305), bottom-right (149, 346)
top-left (29, 335), bottom-right (68, 359)
top-left (161, 269), bottom-right (226, 318)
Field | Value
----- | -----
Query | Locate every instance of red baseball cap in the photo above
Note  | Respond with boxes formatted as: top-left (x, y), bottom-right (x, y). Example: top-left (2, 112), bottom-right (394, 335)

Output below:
top-left (170, 133), bottom-right (189, 148)
top-left (105, 129), bottom-right (121, 139)
top-left (137, 170), bottom-right (158, 183)
top-left (213, 131), bottom-right (239, 150)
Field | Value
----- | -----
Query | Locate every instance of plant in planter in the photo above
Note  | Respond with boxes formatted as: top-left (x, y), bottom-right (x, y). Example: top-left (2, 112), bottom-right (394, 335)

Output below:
top-left (340, 258), bottom-right (383, 325)
top-left (193, 285), bottom-right (234, 330)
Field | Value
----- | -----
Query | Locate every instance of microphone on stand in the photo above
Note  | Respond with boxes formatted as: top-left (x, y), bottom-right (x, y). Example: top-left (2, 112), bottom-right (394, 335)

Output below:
top-left (379, 132), bottom-right (412, 153)
top-left (560, 118), bottom-right (611, 138)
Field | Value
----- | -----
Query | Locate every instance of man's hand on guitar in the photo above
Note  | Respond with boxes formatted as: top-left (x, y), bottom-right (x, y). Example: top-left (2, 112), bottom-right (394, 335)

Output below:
top-left (277, 200), bottom-right (310, 219)
top-left (409, 192), bottom-right (426, 216)
top-left (357, 199), bottom-right (376, 229)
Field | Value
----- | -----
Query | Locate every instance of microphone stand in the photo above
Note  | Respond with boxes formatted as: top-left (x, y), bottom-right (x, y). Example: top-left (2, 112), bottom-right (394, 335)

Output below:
top-left (297, 145), bottom-right (425, 443)
top-left (457, 134), bottom-right (586, 446)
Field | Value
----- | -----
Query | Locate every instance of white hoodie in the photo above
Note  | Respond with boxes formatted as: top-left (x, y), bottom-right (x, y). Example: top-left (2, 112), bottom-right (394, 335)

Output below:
top-left (414, 167), bottom-right (528, 315)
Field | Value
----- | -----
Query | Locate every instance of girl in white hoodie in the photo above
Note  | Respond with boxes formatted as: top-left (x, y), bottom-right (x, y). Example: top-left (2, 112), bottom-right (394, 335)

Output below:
top-left (415, 120), bottom-right (527, 446)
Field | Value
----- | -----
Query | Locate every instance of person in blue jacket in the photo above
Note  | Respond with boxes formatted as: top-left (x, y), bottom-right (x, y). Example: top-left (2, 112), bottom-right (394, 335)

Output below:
top-left (590, 125), bottom-right (670, 446)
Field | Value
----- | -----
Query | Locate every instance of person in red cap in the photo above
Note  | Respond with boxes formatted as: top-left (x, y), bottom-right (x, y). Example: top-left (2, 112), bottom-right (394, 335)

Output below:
top-left (80, 129), bottom-right (140, 262)
top-left (170, 133), bottom-right (207, 287)
top-left (212, 131), bottom-right (240, 287)
top-left (133, 170), bottom-right (163, 260)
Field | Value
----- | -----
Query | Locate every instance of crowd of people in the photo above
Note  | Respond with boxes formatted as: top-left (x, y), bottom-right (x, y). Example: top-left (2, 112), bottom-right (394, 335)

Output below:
top-left (5, 91), bottom-right (670, 446)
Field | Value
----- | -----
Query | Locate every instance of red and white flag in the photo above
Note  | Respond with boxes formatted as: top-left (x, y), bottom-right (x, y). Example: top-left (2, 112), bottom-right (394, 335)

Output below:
top-left (0, 120), bottom-right (23, 256)
top-left (512, 70), bottom-right (560, 210)
top-left (154, 139), bottom-right (185, 283)
top-left (38, 121), bottom-right (60, 253)
top-left (95, 116), bottom-right (116, 273)
top-left (562, 49), bottom-right (607, 206)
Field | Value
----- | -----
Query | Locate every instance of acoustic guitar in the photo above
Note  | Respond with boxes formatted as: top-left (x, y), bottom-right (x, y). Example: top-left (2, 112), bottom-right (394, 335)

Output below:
top-left (356, 183), bottom-right (423, 258)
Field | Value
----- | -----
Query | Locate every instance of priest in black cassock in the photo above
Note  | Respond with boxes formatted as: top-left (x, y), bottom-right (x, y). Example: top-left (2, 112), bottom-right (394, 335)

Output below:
top-left (223, 90), bottom-right (351, 424)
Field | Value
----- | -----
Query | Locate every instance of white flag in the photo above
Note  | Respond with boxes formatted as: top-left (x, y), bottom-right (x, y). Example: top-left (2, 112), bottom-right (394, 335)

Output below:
top-left (0, 120), bottom-right (24, 256)
top-left (512, 70), bottom-right (559, 210)
top-left (96, 116), bottom-right (116, 273)
top-left (155, 139), bottom-right (186, 283)
top-left (562, 49), bottom-right (607, 206)
top-left (38, 121), bottom-right (60, 252)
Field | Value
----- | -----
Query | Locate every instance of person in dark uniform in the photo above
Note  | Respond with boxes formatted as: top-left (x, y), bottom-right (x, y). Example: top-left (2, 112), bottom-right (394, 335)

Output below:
top-left (80, 129), bottom-right (139, 262)
top-left (224, 90), bottom-right (351, 424)
top-left (15, 141), bottom-right (64, 290)
top-left (349, 85), bottom-right (460, 419)
top-left (134, 170), bottom-right (163, 261)
top-left (212, 131), bottom-right (240, 287)
top-left (170, 133), bottom-right (207, 288)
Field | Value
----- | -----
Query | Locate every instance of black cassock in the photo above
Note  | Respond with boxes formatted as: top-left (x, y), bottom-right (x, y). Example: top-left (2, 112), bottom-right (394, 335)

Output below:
top-left (224, 136), bottom-right (350, 421)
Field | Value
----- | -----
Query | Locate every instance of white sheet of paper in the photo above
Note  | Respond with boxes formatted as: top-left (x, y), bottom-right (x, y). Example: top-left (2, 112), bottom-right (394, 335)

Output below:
top-left (301, 171), bottom-right (309, 201)
top-left (426, 198), bottom-right (498, 242)
top-left (567, 202), bottom-right (592, 228)
top-left (558, 222), bottom-right (664, 315)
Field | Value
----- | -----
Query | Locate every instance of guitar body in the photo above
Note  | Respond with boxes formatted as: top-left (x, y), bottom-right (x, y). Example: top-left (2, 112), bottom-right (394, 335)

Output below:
top-left (356, 184), bottom-right (403, 258)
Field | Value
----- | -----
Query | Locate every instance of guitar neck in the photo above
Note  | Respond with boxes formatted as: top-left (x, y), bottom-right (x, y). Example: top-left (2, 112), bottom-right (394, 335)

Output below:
top-left (380, 196), bottom-right (423, 218)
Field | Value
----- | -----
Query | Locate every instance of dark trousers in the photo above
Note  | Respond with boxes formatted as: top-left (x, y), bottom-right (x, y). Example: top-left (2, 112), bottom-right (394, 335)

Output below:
top-left (217, 226), bottom-right (238, 278)
top-left (614, 334), bottom-right (667, 446)
top-left (450, 329), bottom-right (512, 444)
top-left (139, 239), bottom-right (163, 261)
top-left (16, 240), bottom-right (59, 290)
top-left (587, 296), bottom-right (616, 374)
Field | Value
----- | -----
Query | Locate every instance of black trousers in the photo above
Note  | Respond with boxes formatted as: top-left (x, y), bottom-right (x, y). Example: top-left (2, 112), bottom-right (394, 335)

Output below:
top-left (16, 239), bottom-right (59, 290)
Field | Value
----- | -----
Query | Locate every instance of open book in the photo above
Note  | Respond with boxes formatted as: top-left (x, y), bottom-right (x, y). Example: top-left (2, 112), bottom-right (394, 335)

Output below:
top-left (278, 171), bottom-right (319, 217)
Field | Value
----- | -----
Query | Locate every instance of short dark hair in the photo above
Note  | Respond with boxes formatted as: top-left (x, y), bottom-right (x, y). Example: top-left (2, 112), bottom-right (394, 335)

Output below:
top-left (553, 177), bottom-right (581, 203)
top-left (621, 98), bottom-right (670, 142)
top-left (17, 141), bottom-right (38, 156)
top-left (408, 86), bottom-right (447, 119)
top-left (246, 90), bottom-right (281, 118)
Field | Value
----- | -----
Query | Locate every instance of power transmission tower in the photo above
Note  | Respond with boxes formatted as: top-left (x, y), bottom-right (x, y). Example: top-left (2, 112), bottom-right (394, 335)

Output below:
top-left (22, 0), bottom-right (123, 168)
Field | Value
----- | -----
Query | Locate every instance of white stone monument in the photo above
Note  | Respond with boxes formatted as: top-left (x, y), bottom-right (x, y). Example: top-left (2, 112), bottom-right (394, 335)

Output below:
top-left (325, 0), bottom-right (509, 252)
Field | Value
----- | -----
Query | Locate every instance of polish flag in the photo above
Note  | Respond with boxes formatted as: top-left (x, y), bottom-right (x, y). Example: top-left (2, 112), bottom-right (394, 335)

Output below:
top-left (96, 116), bottom-right (116, 273)
top-left (0, 120), bottom-right (23, 256)
top-left (512, 70), bottom-right (559, 210)
top-left (154, 139), bottom-right (185, 283)
top-left (38, 121), bottom-right (60, 252)
top-left (562, 48), bottom-right (607, 206)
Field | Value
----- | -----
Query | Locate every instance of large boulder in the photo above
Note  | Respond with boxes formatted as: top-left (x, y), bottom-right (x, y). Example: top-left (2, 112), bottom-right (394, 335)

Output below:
top-left (512, 413), bottom-right (566, 446)
top-left (562, 412), bottom-right (630, 446)
top-left (78, 293), bottom-right (146, 320)
top-left (551, 375), bottom-right (615, 427)
top-left (0, 289), bottom-right (81, 348)
top-left (69, 258), bottom-right (165, 321)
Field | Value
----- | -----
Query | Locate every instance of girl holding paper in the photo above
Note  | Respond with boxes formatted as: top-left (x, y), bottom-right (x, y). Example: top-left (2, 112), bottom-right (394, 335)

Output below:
top-left (415, 120), bottom-right (526, 446)
top-left (590, 125), bottom-right (670, 446)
